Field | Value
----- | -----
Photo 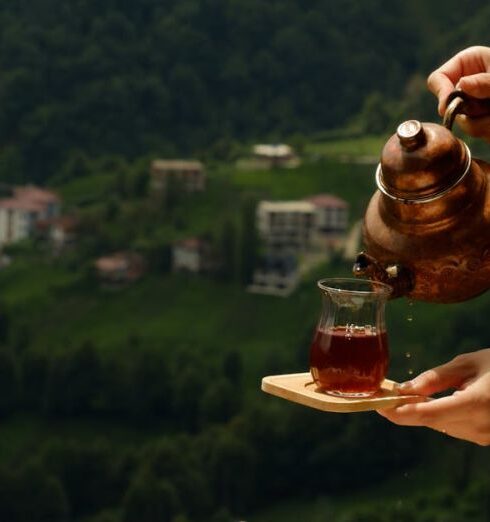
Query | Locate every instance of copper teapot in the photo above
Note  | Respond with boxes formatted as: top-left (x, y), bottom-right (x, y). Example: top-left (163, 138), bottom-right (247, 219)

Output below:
top-left (355, 90), bottom-right (490, 303)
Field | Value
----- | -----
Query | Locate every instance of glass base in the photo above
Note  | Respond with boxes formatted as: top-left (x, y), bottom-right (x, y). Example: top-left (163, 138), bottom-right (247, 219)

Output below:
top-left (323, 390), bottom-right (377, 398)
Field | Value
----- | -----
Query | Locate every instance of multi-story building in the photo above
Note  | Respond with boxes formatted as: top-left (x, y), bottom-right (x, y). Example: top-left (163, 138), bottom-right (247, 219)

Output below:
top-left (257, 194), bottom-right (349, 254)
top-left (257, 200), bottom-right (316, 254)
top-left (251, 194), bottom-right (349, 296)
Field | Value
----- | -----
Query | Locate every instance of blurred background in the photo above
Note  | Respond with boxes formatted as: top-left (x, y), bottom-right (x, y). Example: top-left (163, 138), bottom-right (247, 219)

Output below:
top-left (0, 1), bottom-right (489, 521)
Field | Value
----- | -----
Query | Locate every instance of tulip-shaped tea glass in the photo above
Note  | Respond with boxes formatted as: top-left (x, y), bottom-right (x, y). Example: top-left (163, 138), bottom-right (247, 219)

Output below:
top-left (310, 278), bottom-right (392, 398)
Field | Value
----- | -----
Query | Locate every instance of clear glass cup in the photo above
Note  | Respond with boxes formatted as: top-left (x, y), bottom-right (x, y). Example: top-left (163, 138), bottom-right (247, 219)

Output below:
top-left (309, 278), bottom-right (392, 398)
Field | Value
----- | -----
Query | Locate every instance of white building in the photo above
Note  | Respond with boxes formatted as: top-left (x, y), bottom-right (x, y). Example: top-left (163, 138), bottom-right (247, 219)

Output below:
top-left (257, 195), bottom-right (349, 253)
top-left (237, 143), bottom-right (300, 170)
top-left (257, 200), bottom-right (316, 253)
top-left (0, 186), bottom-right (61, 245)
top-left (252, 143), bottom-right (300, 168)
top-left (253, 143), bottom-right (300, 168)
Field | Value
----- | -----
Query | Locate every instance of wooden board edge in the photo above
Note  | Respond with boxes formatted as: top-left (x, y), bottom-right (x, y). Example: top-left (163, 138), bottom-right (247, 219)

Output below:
top-left (261, 374), bottom-right (426, 413)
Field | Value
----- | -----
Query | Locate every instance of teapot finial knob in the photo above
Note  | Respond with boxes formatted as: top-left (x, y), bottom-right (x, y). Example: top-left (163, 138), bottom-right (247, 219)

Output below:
top-left (396, 120), bottom-right (425, 150)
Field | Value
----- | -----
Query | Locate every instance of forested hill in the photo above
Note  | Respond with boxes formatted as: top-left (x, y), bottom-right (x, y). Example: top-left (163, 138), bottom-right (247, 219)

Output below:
top-left (0, 0), bottom-right (489, 182)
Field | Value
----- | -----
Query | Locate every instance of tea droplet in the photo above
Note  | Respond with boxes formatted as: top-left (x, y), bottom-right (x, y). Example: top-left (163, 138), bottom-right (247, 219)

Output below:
top-left (405, 352), bottom-right (411, 358)
top-left (406, 299), bottom-right (414, 322)
top-left (408, 369), bottom-right (414, 376)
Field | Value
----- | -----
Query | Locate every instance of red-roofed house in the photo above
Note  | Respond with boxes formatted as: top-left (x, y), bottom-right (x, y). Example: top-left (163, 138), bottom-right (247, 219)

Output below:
top-left (0, 185), bottom-right (61, 245)
top-left (94, 252), bottom-right (146, 285)
top-left (304, 194), bottom-right (349, 234)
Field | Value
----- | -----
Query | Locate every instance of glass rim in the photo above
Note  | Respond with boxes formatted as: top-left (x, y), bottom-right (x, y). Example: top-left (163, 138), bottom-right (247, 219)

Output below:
top-left (317, 277), bottom-right (393, 296)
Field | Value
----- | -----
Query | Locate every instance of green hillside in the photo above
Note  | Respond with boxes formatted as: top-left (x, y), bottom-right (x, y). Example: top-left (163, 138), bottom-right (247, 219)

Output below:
top-left (0, 148), bottom-right (490, 521)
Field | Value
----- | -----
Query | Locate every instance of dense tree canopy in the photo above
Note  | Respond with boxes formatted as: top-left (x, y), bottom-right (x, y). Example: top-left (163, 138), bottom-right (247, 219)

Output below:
top-left (0, 0), bottom-right (488, 182)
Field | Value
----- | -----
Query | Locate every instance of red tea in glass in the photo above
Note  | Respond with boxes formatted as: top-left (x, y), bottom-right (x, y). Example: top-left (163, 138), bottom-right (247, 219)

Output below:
top-left (310, 278), bottom-right (392, 397)
top-left (310, 325), bottom-right (389, 396)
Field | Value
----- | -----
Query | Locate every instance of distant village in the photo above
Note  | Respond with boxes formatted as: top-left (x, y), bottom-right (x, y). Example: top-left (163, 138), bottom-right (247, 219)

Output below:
top-left (0, 143), bottom-right (362, 296)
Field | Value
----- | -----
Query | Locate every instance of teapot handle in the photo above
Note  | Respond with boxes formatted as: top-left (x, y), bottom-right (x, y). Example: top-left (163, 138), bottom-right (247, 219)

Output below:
top-left (443, 89), bottom-right (490, 130)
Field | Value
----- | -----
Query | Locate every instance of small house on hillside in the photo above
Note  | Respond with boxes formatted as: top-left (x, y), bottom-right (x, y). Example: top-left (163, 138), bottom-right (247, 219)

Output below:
top-left (150, 159), bottom-right (205, 193)
top-left (254, 143), bottom-right (301, 168)
top-left (237, 143), bottom-right (300, 170)
top-left (0, 185), bottom-right (61, 245)
top-left (94, 252), bottom-right (146, 285)
top-left (172, 237), bottom-right (214, 274)
top-left (304, 194), bottom-right (349, 234)
top-left (304, 193), bottom-right (349, 252)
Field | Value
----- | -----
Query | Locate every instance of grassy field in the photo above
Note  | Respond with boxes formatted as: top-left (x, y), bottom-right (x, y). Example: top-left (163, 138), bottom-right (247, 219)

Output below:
top-left (221, 158), bottom-right (376, 223)
top-left (0, 258), bottom-right (329, 386)
top-left (305, 135), bottom-right (388, 159)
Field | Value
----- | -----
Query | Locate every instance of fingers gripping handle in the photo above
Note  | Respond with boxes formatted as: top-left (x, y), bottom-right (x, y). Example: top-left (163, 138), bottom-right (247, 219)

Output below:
top-left (443, 89), bottom-right (490, 130)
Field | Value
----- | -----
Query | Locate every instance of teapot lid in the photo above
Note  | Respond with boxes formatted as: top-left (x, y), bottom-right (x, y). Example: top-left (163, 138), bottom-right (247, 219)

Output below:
top-left (376, 120), bottom-right (470, 204)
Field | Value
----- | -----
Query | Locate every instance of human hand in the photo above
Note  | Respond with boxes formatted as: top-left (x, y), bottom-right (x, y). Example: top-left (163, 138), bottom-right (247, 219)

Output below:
top-left (427, 46), bottom-right (490, 141)
top-left (377, 349), bottom-right (490, 446)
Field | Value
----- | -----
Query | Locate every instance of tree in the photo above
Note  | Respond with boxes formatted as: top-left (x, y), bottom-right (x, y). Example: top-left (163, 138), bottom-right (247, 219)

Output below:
top-left (44, 341), bottom-right (101, 416)
top-left (217, 219), bottom-right (237, 282)
top-left (356, 91), bottom-right (395, 135)
top-left (222, 349), bottom-right (243, 386)
top-left (42, 439), bottom-right (121, 518)
top-left (200, 378), bottom-right (241, 425)
top-left (137, 437), bottom-right (212, 519)
top-left (0, 348), bottom-right (19, 417)
top-left (58, 150), bottom-right (92, 182)
top-left (206, 430), bottom-right (257, 513)
top-left (0, 464), bottom-right (69, 522)
top-left (21, 349), bottom-right (49, 411)
top-left (0, 303), bottom-right (11, 344)
top-left (132, 168), bottom-right (149, 198)
top-left (238, 196), bottom-right (259, 285)
top-left (173, 366), bottom-right (207, 432)
top-left (127, 349), bottom-right (173, 419)
top-left (123, 473), bottom-right (180, 522)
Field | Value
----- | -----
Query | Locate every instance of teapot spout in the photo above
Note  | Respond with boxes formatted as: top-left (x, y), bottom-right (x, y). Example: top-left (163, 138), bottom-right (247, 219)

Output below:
top-left (353, 252), bottom-right (414, 299)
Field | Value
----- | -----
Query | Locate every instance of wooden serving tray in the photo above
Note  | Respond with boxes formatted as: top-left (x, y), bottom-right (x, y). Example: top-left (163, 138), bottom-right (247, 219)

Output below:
top-left (261, 372), bottom-right (425, 413)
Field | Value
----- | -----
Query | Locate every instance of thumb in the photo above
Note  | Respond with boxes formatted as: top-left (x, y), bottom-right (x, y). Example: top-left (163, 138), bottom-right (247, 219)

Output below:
top-left (455, 114), bottom-right (490, 142)
top-left (458, 73), bottom-right (490, 98)
top-left (398, 355), bottom-right (476, 397)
